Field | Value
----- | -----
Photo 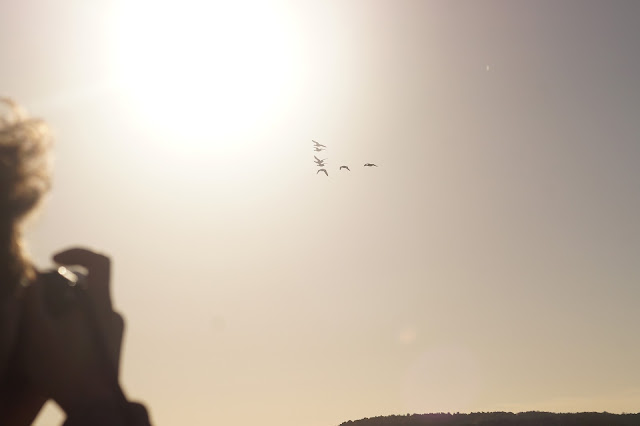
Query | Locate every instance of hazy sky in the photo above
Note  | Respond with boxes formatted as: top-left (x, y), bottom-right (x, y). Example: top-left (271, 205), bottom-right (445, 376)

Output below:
top-left (2, 1), bottom-right (639, 425)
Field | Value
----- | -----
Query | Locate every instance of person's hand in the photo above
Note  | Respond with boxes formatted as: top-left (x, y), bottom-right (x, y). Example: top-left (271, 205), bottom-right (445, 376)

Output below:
top-left (22, 247), bottom-right (125, 415)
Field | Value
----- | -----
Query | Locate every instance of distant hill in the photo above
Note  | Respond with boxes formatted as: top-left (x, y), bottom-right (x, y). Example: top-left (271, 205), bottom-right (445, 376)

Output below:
top-left (339, 412), bottom-right (640, 426)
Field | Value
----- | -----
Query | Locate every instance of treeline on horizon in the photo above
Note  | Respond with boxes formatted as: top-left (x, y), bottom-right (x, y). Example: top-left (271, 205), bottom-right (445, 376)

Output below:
top-left (339, 412), bottom-right (640, 426)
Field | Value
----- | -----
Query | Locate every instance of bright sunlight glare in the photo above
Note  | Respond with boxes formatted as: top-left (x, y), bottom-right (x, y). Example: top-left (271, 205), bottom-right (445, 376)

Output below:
top-left (109, 0), bottom-right (299, 146)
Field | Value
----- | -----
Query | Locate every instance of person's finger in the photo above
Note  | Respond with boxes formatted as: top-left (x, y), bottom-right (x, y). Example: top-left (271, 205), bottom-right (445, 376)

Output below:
top-left (52, 247), bottom-right (112, 313)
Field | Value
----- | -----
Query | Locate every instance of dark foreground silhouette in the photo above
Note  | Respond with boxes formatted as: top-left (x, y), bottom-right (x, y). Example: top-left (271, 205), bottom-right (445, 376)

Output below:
top-left (340, 412), bottom-right (640, 426)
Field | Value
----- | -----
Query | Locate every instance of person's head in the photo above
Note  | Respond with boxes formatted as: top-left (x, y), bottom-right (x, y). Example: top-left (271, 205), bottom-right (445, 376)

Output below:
top-left (0, 98), bottom-right (52, 297)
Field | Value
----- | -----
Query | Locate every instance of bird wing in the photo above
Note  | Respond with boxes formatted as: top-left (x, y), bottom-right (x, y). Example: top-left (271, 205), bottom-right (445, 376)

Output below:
top-left (317, 169), bottom-right (328, 176)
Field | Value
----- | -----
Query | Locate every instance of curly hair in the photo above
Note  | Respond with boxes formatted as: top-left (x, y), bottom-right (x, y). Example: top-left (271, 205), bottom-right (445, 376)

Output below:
top-left (0, 98), bottom-right (52, 297)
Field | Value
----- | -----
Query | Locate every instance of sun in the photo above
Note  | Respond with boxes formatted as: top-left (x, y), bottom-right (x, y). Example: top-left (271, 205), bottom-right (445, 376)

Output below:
top-left (109, 0), bottom-right (299, 144)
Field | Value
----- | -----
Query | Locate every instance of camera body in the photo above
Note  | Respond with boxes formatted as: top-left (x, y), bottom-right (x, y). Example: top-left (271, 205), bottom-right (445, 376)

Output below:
top-left (39, 267), bottom-right (86, 316)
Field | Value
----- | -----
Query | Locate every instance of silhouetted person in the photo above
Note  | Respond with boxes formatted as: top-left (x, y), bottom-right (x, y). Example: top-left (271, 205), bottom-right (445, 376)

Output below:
top-left (0, 98), bottom-right (151, 425)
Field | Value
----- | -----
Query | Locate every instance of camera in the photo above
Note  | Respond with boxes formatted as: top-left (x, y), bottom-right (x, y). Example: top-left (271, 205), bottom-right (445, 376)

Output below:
top-left (39, 267), bottom-right (86, 316)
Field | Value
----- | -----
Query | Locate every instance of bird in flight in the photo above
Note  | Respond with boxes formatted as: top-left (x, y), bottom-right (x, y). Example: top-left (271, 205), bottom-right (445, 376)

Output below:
top-left (339, 166), bottom-right (350, 171)
top-left (314, 156), bottom-right (327, 166)
top-left (312, 140), bottom-right (326, 148)
top-left (317, 169), bottom-right (328, 176)
top-left (313, 147), bottom-right (325, 152)
top-left (364, 163), bottom-right (378, 167)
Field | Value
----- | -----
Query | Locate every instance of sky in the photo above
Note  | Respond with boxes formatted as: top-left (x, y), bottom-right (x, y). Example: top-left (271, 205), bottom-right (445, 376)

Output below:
top-left (2, 0), bottom-right (640, 425)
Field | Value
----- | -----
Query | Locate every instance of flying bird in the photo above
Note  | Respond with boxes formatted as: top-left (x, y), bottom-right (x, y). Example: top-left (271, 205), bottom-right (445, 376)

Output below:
top-left (313, 147), bottom-right (325, 152)
top-left (314, 156), bottom-right (327, 166)
top-left (364, 163), bottom-right (378, 167)
top-left (339, 166), bottom-right (350, 171)
top-left (317, 169), bottom-right (328, 176)
top-left (312, 140), bottom-right (326, 148)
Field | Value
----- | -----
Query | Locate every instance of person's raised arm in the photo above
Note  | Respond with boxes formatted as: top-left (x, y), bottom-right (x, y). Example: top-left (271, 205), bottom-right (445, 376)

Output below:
top-left (23, 247), bottom-right (151, 425)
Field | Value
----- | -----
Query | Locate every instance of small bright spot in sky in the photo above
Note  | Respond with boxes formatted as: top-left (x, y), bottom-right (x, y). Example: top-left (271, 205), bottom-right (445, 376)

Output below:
top-left (398, 327), bottom-right (417, 344)
top-left (486, 65), bottom-right (490, 71)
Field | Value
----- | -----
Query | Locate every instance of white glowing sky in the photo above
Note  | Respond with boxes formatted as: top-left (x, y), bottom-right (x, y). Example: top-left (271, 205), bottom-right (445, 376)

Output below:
top-left (1, 1), bottom-right (639, 425)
